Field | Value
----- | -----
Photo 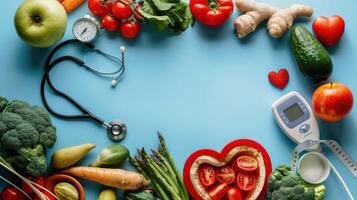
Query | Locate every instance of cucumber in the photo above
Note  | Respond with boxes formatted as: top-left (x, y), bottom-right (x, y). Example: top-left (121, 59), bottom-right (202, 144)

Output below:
top-left (290, 25), bottom-right (333, 82)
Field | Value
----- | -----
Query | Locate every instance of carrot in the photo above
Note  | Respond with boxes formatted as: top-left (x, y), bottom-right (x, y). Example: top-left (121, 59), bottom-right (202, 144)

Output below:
top-left (61, 0), bottom-right (85, 13)
top-left (62, 166), bottom-right (150, 190)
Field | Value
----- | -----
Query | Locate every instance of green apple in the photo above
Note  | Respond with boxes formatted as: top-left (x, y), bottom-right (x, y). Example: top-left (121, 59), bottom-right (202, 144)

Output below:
top-left (14, 0), bottom-right (67, 48)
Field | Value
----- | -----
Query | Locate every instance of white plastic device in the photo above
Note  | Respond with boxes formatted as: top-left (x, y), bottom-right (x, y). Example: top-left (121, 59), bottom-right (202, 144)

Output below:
top-left (272, 91), bottom-right (320, 150)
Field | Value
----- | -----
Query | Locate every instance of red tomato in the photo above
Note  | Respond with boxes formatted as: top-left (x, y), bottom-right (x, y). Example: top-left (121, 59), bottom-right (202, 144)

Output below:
top-left (198, 164), bottom-right (216, 187)
top-left (32, 190), bottom-right (55, 200)
top-left (208, 183), bottom-right (228, 200)
top-left (120, 21), bottom-right (140, 39)
top-left (236, 171), bottom-right (257, 191)
top-left (88, 0), bottom-right (113, 16)
top-left (312, 82), bottom-right (353, 122)
top-left (21, 176), bottom-right (47, 194)
top-left (216, 166), bottom-right (235, 184)
top-left (226, 186), bottom-right (244, 200)
top-left (1, 186), bottom-right (27, 200)
top-left (190, 0), bottom-right (233, 26)
top-left (233, 155), bottom-right (258, 172)
top-left (312, 16), bottom-right (345, 46)
top-left (112, 1), bottom-right (133, 19)
top-left (102, 13), bottom-right (121, 31)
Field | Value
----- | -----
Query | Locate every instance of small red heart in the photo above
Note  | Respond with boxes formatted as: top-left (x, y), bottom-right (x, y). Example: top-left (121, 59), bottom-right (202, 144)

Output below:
top-left (268, 69), bottom-right (289, 89)
top-left (312, 15), bottom-right (345, 46)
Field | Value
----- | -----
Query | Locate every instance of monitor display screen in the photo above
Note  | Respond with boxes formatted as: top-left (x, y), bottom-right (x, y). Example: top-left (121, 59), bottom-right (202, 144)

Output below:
top-left (284, 103), bottom-right (304, 122)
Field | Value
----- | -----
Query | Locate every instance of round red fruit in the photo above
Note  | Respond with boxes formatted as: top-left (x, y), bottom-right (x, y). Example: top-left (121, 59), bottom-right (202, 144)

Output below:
top-left (120, 21), bottom-right (140, 39)
top-left (312, 82), bottom-right (353, 122)
top-left (112, 1), bottom-right (133, 19)
top-left (88, 0), bottom-right (113, 16)
top-left (216, 166), bottom-right (235, 184)
top-left (227, 186), bottom-right (244, 200)
top-left (236, 171), bottom-right (257, 191)
top-left (233, 155), bottom-right (258, 172)
top-left (198, 164), bottom-right (216, 187)
top-left (208, 183), bottom-right (228, 200)
top-left (102, 14), bottom-right (121, 31)
top-left (1, 186), bottom-right (27, 200)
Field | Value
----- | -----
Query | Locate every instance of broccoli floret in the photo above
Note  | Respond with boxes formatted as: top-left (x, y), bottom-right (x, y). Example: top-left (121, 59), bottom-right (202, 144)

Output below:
top-left (268, 165), bottom-right (326, 200)
top-left (0, 96), bottom-right (56, 176)
top-left (1, 123), bottom-right (39, 150)
top-left (11, 144), bottom-right (47, 177)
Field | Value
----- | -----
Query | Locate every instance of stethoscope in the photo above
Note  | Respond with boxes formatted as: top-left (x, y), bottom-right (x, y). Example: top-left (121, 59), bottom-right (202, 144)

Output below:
top-left (40, 39), bottom-right (127, 141)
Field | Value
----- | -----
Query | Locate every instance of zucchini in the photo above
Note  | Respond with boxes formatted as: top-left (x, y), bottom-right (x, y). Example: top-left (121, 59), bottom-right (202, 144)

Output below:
top-left (290, 25), bottom-right (333, 82)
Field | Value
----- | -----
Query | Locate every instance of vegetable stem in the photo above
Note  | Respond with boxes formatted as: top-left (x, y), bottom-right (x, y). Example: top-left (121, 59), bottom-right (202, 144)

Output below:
top-left (158, 132), bottom-right (189, 200)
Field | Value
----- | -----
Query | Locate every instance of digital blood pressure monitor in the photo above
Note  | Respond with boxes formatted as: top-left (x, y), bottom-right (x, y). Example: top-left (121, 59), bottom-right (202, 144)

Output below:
top-left (272, 91), bottom-right (320, 150)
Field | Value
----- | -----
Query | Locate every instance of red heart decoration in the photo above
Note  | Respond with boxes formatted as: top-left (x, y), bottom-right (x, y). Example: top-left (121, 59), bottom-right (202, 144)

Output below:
top-left (183, 139), bottom-right (272, 200)
top-left (312, 15), bottom-right (345, 46)
top-left (268, 69), bottom-right (289, 89)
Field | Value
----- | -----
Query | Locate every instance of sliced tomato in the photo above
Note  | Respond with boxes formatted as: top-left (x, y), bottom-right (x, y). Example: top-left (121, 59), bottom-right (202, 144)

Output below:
top-left (198, 164), bottom-right (216, 187)
top-left (208, 183), bottom-right (228, 200)
top-left (227, 186), bottom-right (244, 200)
top-left (216, 166), bottom-right (235, 184)
top-left (236, 171), bottom-right (257, 191)
top-left (233, 155), bottom-right (258, 172)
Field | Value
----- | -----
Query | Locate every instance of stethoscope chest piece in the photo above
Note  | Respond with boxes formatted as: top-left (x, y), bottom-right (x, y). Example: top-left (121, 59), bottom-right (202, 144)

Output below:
top-left (107, 121), bottom-right (127, 141)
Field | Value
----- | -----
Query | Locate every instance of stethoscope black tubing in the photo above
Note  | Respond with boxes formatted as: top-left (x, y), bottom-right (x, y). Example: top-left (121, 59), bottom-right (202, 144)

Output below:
top-left (41, 40), bottom-right (105, 125)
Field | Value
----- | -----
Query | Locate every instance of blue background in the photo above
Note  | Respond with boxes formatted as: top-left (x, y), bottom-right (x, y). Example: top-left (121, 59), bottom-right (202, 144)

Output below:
top-left (1, 0), bottom-right (356, 199)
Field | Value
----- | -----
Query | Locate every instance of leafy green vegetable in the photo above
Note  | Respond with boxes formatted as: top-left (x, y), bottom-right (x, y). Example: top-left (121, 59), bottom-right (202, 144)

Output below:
top-left (268, 165), bottom-right (326, 200)
top-left (139, 0), bottom-right (193, 33)
top-left (0, 96), bottom-right (56, 176)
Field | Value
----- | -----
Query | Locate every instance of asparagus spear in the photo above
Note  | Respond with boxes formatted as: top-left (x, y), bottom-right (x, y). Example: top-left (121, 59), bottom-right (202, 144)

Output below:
top-left (140, 149), bottom-right (182, 200)
top-left (152, 149), bottom-right (184, 198)
top-left (141, 149), bottom-right (180, 194)
top-left (130, 156), bottom-right (170, 200)
top-left (158, 132), bottom-right (189, 200)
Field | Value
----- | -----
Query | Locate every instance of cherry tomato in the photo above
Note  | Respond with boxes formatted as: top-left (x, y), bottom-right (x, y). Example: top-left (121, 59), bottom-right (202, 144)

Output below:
top-left (112, 1), bottom-right (133, 19)
top-left (227, 186), bottom-right (244, 200)
top-left (232, 155), bottom-right (258, 172)
top-left (32, 190), bottom-right (55, 200)
top-left (1, 186), bottom-right (27, 200)
top-left (102, 13), bottom-right (121, 32)
top-left (198, 164), bottom-right (216, 187)
top-left (120, 21), bottom-right (140, 39)
top-left (216, 166), bottom-right (235, 184)
top-left (208, 183), bottom-right (228, 200)
top-left (21, 176), bottom-right (46, 194)
top-left (236, 171), bottom-right (257, 191)
top-left (190, 0), bottom-right (233, 26)
top-left (88, 0), bottom-right (113, 16)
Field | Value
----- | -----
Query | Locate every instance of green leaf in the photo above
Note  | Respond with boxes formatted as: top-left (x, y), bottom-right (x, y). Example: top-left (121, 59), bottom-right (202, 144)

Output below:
top-left (152, 0), bottom-right (176, 11)
top-left (140, 10), bottom-right (172, 32)
top-left (140, 0), bottom-right (158, 15)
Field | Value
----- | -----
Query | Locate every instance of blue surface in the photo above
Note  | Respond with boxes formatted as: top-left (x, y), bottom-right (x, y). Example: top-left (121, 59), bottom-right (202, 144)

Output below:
top-left (1, 0), bottom-right (356, 199)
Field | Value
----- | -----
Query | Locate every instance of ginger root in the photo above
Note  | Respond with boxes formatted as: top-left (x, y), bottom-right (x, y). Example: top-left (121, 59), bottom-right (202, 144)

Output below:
top-left (234, 0), bottom-right (313, 38)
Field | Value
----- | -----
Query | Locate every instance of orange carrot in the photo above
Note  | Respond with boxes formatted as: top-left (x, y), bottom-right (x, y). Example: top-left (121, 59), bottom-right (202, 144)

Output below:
top-left (62, 166), bottom-right (150, 190)
top-left (61, 0), bottom-right (85, 13)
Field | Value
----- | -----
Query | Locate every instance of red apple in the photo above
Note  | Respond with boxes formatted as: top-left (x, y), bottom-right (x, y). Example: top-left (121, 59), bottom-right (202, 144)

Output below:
top-left (312, 82), bottom-right (353, 122)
